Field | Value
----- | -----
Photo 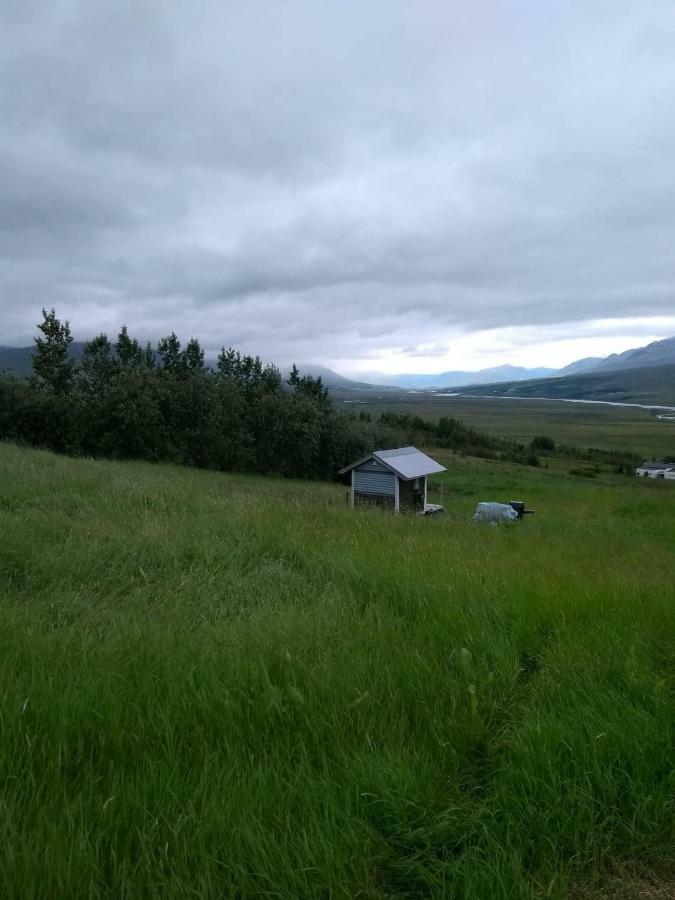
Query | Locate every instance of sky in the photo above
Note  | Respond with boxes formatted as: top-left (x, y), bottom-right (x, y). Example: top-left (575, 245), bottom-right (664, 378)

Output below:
top-left (2, 0), bottom-right (675, 377)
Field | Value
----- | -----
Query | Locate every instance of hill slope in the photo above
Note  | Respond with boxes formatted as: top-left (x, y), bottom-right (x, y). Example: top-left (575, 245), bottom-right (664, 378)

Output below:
top-left (594, 335), bottom-right (675, 372)
top-left (454, 362), bottom-right (675, 407)
top-left (557, 355), bottom-right (605, 376)
top-left (284, 363), bottom-right (378, 389)
top-left (0, 342), bottom-right (87, 376)
top-left (0, 444), bottom-right (672, 897)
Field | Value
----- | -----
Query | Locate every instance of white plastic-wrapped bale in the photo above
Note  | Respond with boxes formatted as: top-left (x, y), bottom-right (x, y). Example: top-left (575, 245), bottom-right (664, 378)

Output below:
top-left (473, 502), bottom-right (519, 524)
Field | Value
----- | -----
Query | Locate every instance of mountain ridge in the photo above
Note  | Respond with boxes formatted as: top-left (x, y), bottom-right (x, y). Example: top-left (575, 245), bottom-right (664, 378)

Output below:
top-left (591, 335), bottom-right (675, 372)
top-left (557, 356), bottom-right (605, 376)
top-left (358, 335), bottom-right (675, 387)
top-left (2, 334), bottom-right (674, 389)
top-left (360, 364), bottom-right (558, 389)
top-left (452, 362), bottom-right (675, 408)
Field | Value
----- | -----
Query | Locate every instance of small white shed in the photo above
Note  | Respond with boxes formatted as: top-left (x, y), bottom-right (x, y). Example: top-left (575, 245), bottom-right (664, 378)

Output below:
top-left (339, 446), bottom-right (446, 514)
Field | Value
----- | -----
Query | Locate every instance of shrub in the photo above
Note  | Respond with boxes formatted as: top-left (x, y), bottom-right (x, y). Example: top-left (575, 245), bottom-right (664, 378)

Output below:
top-left (531, 435), bottom-right (556, 452)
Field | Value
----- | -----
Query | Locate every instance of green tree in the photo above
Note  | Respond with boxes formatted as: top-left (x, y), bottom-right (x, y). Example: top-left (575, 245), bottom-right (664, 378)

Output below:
top-left (183, 338), bottom-right (205, 372)
top-left (158, 333), bottom-right (184, 375)
top-left (116, 326), bottom-right (144, 368)
top-left (217, 347), bottom-right (280, 397)
top-left (81, 334), bottom-right (118, 390)
top-left (287, 363), bottom-right (300, 387)
top-left (531, 435), bottom-right (556, 452)
top-left (216, 347), bottom-right (239, 379)
top-left (31, 308), bottom-right (76, 394)
top-left (294, 373), bottom-right (329, 404)
top-left (260, 363), bottom-right (282, 394)
top-left (142, 342), bottom-right (156, 369)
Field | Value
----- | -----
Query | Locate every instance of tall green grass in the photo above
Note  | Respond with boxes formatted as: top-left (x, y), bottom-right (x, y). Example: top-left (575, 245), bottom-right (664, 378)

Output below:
top-left (0, 444), bottom-right (673, 898)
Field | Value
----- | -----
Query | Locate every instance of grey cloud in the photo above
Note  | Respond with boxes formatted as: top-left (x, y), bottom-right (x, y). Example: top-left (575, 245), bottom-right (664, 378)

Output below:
top-left (2, 0), bottom-right (675, 366)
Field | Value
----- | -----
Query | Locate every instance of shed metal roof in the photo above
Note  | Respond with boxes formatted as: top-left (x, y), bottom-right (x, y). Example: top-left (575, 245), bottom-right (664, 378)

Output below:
top-left (339, 446), bottom-right (446, 480)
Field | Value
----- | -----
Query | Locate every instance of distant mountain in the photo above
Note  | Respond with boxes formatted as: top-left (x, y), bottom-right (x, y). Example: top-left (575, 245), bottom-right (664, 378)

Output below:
top-left (591, 336), bottom-right (675, 372)
top-left (0, 346), bottom-right (33, 377)
top-left (359, 335), bottom-right (675, 387)
top-left (363, 364), bottom-right (557, 389)
top-left (0, 343), bottom-right (88, 377)
top-left (287, 364), bottom-right (365, 388)
top-left (453, 363), bottom-right (675, 407)
top-left (557, 356), bottom-right (604, 376)
top-left (465, 365), bottom-right (558, 385)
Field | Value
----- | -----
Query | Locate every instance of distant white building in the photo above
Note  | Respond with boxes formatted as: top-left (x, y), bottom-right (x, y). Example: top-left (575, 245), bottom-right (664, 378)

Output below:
top-left (635, 460), bottom-right (675, 479)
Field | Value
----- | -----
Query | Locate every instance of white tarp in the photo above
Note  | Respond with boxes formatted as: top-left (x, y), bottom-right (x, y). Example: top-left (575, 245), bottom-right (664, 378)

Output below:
top-left (473, 502), bottom-right (519, 524)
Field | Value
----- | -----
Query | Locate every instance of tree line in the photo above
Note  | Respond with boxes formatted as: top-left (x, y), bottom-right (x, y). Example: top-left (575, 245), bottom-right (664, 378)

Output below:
top-left (2, 310), bottom-right (635, 480)
top-left (0, 310), bottom-right (376, 479)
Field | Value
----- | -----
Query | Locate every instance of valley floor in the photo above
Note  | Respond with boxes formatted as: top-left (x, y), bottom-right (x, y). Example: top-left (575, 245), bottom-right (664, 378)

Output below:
top-left (0, 445), bottom-right (673, 898)
top-left (332, 390), bottom-right (675, 457)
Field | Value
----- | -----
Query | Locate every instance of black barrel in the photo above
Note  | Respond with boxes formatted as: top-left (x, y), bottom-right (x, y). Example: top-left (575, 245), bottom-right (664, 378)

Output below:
top-left (508, 500), bottom-right (534, 519)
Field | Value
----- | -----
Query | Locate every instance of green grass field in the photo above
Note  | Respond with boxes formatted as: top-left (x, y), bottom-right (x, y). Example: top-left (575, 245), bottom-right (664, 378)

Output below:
top-left (0, 444), bottom-right (673, 898)
top-left (335, 390), bottom-right (675, 457)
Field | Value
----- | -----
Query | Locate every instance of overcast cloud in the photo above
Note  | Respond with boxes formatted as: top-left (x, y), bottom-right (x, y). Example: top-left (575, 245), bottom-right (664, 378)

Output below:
top-left (2, 0), bottom-right (675, 374)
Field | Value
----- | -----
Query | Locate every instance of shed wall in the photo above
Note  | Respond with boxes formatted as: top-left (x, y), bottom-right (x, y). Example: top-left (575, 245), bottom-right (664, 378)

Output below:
top-left (354, 493), bottom-right (395, 511)
top-left (354, 468), bottom-right (396, 496)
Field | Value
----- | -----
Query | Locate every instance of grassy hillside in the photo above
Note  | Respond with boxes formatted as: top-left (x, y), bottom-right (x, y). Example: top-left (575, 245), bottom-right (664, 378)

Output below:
top-left (0, 445), bottom-right (673, 898)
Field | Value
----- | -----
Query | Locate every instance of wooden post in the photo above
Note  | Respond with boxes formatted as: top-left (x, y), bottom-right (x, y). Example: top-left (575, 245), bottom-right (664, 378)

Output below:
top-left (423, 476), bottom-right (427, 513)
top-left (350, 469), bottom-right (355, 508)
top-left (394, 476), bottom-right (400, 515)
